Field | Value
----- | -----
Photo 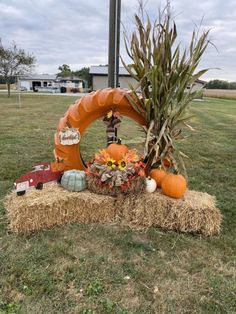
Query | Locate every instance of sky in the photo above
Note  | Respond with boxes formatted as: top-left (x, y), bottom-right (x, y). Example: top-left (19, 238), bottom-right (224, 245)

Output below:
top-left (0, 0), bottom-right (235, 81)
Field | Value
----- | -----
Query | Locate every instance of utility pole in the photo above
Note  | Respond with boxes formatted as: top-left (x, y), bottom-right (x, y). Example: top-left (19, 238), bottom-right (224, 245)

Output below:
top-left (115, 0), bottom-right (121, 88)
top-left (108, 0), bottom-right (121, 88)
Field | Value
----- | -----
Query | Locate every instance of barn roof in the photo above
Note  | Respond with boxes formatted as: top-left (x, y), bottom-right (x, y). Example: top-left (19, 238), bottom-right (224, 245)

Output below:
top-left (20, 74), bottom-right (56, 80)
top-left (90, 66), bottom-right (206, 84)
top-left (90, 66), bottom-right (130, 76)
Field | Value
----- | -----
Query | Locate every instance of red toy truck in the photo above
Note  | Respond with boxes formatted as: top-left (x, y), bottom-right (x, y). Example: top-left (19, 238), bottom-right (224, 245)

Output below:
top-left (13, 162), bottom-right (64, 196)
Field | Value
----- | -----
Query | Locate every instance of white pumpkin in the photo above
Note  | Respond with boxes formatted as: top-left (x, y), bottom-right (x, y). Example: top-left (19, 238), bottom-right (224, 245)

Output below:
top-left (145, 177), bottom-right (157, 193)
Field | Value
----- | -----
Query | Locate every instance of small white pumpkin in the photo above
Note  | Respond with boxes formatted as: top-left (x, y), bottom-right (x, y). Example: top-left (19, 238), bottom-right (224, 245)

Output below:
top-left (145, 177), bottom-right (157, 193)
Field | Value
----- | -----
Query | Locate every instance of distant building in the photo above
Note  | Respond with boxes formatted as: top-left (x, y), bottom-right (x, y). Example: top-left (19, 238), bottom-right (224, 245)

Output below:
top-left (90, 66), bottom-right (137, 91)
top-left (19, 74), bottom-right (85, 92)
top-left (186, 79), bottom-right (206, 92)
top-left (89, 65), bottom-right (206, 92)
top-left (19, 74), bottom-right (56, 91)
top-left (56, 76), bottom-right (86, 89)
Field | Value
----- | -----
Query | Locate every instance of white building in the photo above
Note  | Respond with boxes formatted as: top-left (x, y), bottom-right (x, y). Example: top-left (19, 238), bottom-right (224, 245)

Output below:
top-left (186, 79), bottom-right (206, 92)
top-left (19, 74), bottom-right (56, 91)
top-left (90, 65), bottom-right (206, 92)
top-left (90, 66), bottom-right (137, 91)
top-left (19, 74), bottom-right (85, 92)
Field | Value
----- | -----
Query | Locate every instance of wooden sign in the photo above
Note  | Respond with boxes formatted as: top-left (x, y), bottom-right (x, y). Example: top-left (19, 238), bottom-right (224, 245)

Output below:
top-left (59, 128), bottom-right (80, 145)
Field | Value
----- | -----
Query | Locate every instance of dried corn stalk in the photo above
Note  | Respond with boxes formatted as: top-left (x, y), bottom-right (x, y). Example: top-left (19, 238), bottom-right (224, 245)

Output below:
top-left (122, 4), bottom-right (210, 174)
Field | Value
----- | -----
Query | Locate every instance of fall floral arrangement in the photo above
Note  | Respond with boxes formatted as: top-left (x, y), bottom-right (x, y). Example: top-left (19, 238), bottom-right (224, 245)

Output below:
top-left (86, 141), bottom-right (146, 196)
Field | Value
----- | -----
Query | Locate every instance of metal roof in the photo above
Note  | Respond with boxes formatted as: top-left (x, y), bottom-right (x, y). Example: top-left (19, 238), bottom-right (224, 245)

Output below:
top-left (195, 79), bottom-right (206, 85)
top-left (58, 76), bottom-right (84, 81)
top-left (20, 74), bottom-right (56, 80)
top-left (90, 66), bottom-right (130, 76)
top-left (20, 74), bottom-right (85, 82)
top-left (90, 67), bottom-right (206, 85)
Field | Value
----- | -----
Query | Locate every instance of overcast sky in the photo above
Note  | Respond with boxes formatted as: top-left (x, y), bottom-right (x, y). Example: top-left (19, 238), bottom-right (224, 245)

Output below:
top-left (0, 0), bottom-right (235, 81)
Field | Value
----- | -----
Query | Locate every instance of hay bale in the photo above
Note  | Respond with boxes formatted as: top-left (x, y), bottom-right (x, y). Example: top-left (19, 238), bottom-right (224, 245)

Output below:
top-left (118, 190), bottom-right (222, 236)
top-left (4, 185), bottom-right (222, 236)
top-left (4, 184), bottom-right (116, 234)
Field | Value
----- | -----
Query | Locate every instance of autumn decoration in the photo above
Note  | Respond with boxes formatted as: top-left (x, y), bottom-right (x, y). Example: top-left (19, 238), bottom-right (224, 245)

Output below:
top-left (106, 139), bottom-right (129, 162)
top-left (86, 143), bottom-right (146, 196)
top-left (150, 168), bottom-right (167, 188)
top-left (59, 127), bottom-right (80, 145)
top-left (103, 109), bottom-right (122, 145)
top-left (61, 170), bottom-right (87, 192)
top-left (161, 173), bottom-right (187, 199)
top-left (122, 4), bottom-right (210, 175)
top-left (145, 177), bottom-right (157, 193)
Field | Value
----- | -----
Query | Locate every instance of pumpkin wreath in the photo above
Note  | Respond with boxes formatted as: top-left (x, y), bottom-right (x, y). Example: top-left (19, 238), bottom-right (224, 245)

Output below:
top-left (86, 144), bottom-right (146, 196)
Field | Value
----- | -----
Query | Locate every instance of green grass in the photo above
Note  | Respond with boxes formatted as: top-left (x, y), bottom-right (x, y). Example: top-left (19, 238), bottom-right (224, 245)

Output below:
top-left (0, 93), bottom-right (235, 314)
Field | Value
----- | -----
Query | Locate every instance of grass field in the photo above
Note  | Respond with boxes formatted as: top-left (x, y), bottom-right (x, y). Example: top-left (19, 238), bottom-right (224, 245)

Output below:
top-left (203, 89), bottom-right (236, 100)
top-left (0, 93), bottom-right (235, 314)
top-left (0, 84), bottom-right (16, 90)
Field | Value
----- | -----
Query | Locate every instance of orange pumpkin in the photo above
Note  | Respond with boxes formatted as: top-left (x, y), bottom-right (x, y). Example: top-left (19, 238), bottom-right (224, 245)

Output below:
top-left (107, 140), bottom-right (129, 161)
top-left (150, 168), bottom-right (167, 188)
top-left (161, 173), bottom-right (187, 199)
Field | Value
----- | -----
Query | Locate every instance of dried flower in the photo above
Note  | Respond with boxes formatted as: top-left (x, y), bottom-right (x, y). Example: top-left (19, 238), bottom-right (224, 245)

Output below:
top-left (95, 149), bottom-right (111, 164)
top-left (123, 149), bottom-right (139, 164)
top-left (138, 169), bottom-right (145, 177)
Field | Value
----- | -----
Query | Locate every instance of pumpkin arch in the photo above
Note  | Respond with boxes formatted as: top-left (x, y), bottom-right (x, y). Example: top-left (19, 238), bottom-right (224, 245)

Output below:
top-left (54, 88), bottom-right (146, 170)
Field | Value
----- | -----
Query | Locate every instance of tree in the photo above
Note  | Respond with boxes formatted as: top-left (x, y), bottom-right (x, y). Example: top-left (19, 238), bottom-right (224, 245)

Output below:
top-left (57, 64), bottom-right (72, 77)
top-left (122, 5), bottom-right (210, 174)
top-left (0, 39), bottom-right (35, 97)
top-left (206, 80), bottom-right (228, 89)
top-left (205, 79), bottom-right (236, 90)
top-left (57, 66), bottom-right (92, 88)
top-left (229, 82), bottom-right (236, 90)
top-left (73, 67), bottom-right (92, 87)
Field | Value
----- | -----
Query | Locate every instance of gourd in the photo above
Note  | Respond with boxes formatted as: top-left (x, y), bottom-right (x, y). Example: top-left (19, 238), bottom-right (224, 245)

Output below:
top-left (61, 170), bottom-right (87, 192)
top-left (161, 173), bottom-right (187, 199)
top-left (145, 177), bottom-right (157, 193)
top-left (107, 139), bottom-right (129, 161)
top-left (150, 168), bottom-right (166, 188)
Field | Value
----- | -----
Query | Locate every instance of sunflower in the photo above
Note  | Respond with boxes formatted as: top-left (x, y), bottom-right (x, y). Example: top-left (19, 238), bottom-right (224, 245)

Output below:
top-left (106, 158), bottom-right (116, 170)
top-left (118, 160), bottom-right (127, 171)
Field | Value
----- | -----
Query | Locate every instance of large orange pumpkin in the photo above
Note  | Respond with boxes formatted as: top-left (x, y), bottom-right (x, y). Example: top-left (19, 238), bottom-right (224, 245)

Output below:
top-left (161, 173), bottom-right (187, 199)
top-left (150, 168), bottom-right (167, 188)
top-left (107, 140), bottom-right (129, 161)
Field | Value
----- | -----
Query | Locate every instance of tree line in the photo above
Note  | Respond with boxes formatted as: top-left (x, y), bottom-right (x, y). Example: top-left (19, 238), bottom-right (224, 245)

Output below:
top-left (206, 79), bottom-right (236, 90)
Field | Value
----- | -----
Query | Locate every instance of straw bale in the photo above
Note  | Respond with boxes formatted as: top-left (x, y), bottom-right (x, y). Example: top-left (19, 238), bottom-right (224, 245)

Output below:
top-left (118, 190), bottom-right (222, 236)
top-left (4, 184), bottom-right (116, 234)
top-left (4, 185), bottom-right (222, 236)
